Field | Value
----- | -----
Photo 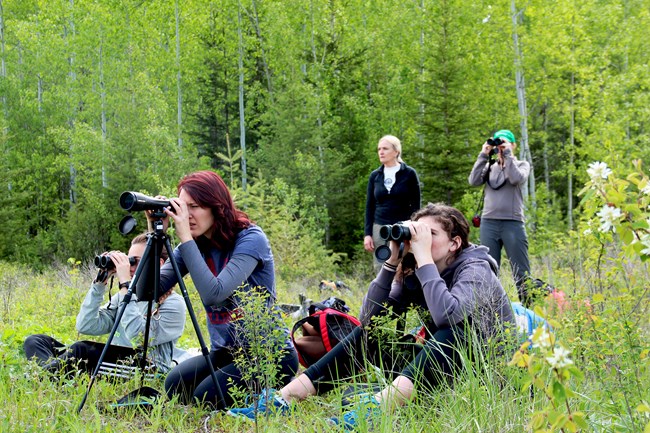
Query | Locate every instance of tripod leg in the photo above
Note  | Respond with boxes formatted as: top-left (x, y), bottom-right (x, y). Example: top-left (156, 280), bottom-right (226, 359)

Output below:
top-left (76, 237), bottom-right (155, 414)
top-left (139, 235), bottom-right (162, 375)
top-left (163, 236), bottom-right (225, 406)
top-left (76, 279), bottom-right (139, 413)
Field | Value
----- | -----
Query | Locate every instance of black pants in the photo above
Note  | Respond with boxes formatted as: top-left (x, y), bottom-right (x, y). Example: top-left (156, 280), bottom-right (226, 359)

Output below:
top-left (164, 346), bottom-right (299, 410)
top-left (302, 326), bottom-right (467, 394)
top-left (23, 334), bottom-right (139, 374)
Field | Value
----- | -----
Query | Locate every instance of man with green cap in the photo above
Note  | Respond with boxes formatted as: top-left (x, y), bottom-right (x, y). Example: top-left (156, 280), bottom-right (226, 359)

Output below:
top-left (468, 129), bottom-right (533, 306)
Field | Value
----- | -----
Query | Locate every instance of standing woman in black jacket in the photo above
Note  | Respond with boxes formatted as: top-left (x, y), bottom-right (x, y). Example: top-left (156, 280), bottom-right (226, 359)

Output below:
top-left (364, 135), bottom-right (421, 269)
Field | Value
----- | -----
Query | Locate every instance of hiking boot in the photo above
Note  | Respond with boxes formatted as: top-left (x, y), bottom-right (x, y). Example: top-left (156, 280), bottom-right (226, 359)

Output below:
top-left (328, 395), bottom-right (381, 431)
top-left (227, 389), bottom-right (290, 421)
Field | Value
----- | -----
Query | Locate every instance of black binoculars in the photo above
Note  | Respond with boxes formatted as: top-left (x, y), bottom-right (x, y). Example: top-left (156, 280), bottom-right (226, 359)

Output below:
top-left (379, 223), bottom-right (412, 242)
top-left (94, 254), bottom-right (137, 270)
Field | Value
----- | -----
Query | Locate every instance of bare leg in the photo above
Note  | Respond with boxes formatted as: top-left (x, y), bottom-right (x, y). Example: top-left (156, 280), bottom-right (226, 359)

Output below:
top-left (374, 375), bottom-right (414, 409)
top-left (280, 373), bottom-right (317, 402)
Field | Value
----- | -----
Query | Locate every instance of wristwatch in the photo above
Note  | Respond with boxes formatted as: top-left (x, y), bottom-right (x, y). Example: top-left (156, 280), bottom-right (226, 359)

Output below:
top-left (119, 281), bottom-right (131, 290)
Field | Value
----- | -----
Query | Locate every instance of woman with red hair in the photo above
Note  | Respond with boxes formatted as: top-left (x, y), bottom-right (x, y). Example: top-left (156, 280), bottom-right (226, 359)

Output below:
top-left (151, 170), bottom-right (298, 409)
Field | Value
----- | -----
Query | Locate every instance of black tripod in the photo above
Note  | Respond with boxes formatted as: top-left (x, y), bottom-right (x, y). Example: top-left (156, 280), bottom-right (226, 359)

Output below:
top-left (77, 217), bottom-right (224, 413)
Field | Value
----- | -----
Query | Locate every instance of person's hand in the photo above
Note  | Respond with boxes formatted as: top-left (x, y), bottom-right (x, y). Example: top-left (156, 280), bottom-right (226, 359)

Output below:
top-left (497, 140), bottom-right (514, 165)
top-left (384, 238), bottom-right (409, 267)
top-left (364, 235), bottom-right (374, 252)
top-left (106, 251), bottom-right (132, 290)
top-left (145, 195), bottom-right (171, 232)
top-left (167, 197), bottom-right (193, 243)
top-left (498, 140), bottom-right (514, 154)
top-left (481, 141), bottom-right (494, 156)
top-left (407, 221), bottom-right (434, 267)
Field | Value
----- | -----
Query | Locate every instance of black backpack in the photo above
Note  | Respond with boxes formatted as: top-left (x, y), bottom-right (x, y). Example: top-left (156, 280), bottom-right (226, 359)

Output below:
top-left (291, 297), bottom-right (361, 367)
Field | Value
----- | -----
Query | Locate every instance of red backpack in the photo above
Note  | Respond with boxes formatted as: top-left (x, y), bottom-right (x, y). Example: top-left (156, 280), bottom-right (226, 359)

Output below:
top-left (291, 298), bottom-right (361, 368)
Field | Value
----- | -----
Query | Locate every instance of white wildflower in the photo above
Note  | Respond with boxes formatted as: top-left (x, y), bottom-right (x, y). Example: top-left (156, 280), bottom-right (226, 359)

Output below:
top-left (641, 183), bottom-right (650, 195)
top-left (597, 205), bottom-right (622, 232)
top-left (640, 232), bottom-right (650, 256)
top-left (587, 161), bottom-right (612, 183)
top-left (546, 346), bottom-right (574, 369)
top-left (532, 328), bottom-right (553, 350)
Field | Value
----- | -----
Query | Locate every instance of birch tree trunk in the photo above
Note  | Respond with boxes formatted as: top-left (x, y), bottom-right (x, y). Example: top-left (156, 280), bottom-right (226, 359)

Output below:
top-left (510, 0), bottom-right (536, 210)
top-left (310, 0), bottom-right (328, 244)
top-left (0, 0), bottom-right (7, 121)
top-left (568, 71), bottom-right (575, 230)
top-left (175, 0), bottom-right (183, 149)
top-left (99, 37), bottom-right (108, 188)
top-left (542, 103), bottom-right (551, 191)
top-left (66, 0), bottom-right (77, 206)
top-left (237, 2), bottom-right (247, 190)
top-left (417, 0), bottom-right (425, 153)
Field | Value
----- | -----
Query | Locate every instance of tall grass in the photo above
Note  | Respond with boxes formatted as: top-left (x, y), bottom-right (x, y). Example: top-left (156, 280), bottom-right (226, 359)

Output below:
top-left (0, 229), bottom-right (648, 433)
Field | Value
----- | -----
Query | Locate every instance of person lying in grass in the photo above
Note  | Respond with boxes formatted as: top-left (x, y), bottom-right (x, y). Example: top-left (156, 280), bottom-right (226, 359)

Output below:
top-left (228, 203), bottom-right (517, 430)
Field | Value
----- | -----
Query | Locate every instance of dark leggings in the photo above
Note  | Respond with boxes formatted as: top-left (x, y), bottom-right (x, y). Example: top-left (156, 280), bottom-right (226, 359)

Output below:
top-left (23, 334), bottom-right (138, 374)
top-left (479, 218), bottom-right (531, 305)
top-left (164, 346), bottom-right (299, 409)
top-left (302, 326), bottom-right (466, 393)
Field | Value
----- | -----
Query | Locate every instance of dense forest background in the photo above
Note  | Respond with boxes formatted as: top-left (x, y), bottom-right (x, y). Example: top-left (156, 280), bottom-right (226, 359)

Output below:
top-left (1, 0), bottom-right (649, 271)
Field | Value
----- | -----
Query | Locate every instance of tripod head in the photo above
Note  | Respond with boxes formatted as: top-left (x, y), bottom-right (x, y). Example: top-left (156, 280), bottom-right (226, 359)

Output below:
top-left (118, 191), bottom-right (175, 236)
top-left (117, 190), bottom-right (175, 301)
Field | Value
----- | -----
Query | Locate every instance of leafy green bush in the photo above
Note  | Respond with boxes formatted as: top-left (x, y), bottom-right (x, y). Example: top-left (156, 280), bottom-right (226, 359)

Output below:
top-left (234, 177), bottom-right (343, 292)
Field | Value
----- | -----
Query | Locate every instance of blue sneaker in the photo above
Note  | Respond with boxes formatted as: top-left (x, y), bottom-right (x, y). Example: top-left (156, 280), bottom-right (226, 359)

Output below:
top-left (328, 395), bottom-right (381, 431)
top-left (227, 389), bottom-right (290, 421)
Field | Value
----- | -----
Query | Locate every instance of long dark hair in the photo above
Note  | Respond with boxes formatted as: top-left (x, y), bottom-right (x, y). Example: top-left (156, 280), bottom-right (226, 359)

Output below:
top-left (411, 202), bottom-right (470, 264)
top-left (177, 171), bottom-right (251, 250)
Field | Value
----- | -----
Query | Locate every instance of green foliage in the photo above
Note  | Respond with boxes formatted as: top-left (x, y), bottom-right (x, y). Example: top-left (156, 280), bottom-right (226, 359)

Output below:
top-left (0, 250), bottom-right (647, 432)
top-left (506, 160), bottom-right (650, 432)
top-left (509, 318), bottom-right (587, 433)
top-left (230, 285), bottom-right (291, 421)
top-left (235, 176), bottom-right (343, 289)
top-left (1, 1), bottom-right (650, 430)
top-left (2, 0), bottom-right (650, 263)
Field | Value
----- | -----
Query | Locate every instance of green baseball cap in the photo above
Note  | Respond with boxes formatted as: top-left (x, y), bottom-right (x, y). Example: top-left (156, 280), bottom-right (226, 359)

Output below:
top-left (494, 129), bottom-right (516, 144)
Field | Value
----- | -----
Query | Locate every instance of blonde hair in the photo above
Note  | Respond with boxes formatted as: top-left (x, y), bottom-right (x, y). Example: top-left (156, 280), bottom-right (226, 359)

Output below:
top-left (378, 135), bottom-right (404, 163)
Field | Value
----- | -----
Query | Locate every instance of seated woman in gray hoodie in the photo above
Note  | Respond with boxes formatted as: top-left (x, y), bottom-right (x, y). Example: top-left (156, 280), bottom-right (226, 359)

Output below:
top-left (228, 203), bottom-right (515, 430)
top-left (23, 233), bottom-right (186, 377)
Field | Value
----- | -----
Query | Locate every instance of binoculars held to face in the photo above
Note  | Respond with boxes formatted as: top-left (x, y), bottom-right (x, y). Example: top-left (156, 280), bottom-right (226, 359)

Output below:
top-left (94, 254), bottom-right (137, 270)
top-left (379, 223), bottom-right (412, 242)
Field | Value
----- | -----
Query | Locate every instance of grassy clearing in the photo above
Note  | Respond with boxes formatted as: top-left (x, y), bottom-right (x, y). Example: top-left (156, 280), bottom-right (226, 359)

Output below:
top-left (0, 242), bottom-right (648, 432)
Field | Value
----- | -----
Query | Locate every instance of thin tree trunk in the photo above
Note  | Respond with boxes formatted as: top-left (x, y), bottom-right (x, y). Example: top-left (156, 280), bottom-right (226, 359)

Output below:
top-left (175, 0), bottom-right (183, 149)
top-left (310, 0), bottom-right (329, 244)
top-left (248, 0), bottom-right (273, 102)
top-left (237, 3), bottom-right (247, 190)
top-left (510, 0), bottom-right (536, 210)
top-left (567, 6), bottom-right (577, 231)
top-left (568, 71), bottom-right (575, 230)
top-left (99, 36), bottom-right (108, 188)
top-left (66, 0), bottom-right (77, 206)
top-left (416, 0), bottom-right (425, 156)
top-left (0, 0), bottom-right (7, 121)
top-left (542, 103), bottom-right (550, 191)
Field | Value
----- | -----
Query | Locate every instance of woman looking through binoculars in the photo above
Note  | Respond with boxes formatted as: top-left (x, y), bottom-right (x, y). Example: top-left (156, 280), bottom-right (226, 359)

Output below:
top-left (229, 203), bottom-right (515, 430)
top-left (147, 170), bottom-right (298, 409)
